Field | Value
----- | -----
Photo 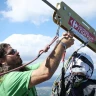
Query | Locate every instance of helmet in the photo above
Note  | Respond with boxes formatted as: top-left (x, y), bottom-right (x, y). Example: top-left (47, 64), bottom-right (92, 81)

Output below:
top-left (70, 52), bottom-right (94, 78)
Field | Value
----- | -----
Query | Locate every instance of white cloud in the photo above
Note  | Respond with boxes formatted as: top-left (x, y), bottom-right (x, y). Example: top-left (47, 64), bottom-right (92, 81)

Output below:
top-left (3, 34), bottom-right (53, 62)
top-left (1, 34), bottom-right (96, 76)
top-left (1, 0), bottom-right (96, 24)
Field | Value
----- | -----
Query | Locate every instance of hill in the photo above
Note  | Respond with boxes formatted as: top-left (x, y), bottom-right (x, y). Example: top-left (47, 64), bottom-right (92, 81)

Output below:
top-left (36, 69), bottom-right (96, 96)
top-left (36, 69), bottom-right (96, 87)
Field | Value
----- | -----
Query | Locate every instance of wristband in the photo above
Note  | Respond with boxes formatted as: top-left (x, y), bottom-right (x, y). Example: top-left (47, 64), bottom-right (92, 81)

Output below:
top-left (56, 40), bottom-right (67, 50)
top-left (60, 42), bottom-right (66, 50)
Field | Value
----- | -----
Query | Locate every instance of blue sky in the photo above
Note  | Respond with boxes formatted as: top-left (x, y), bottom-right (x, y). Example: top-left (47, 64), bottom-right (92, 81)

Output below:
top-left (0, 0), bottom-right (59, 41)
top-left (0, 0), bottom-right (96, 75)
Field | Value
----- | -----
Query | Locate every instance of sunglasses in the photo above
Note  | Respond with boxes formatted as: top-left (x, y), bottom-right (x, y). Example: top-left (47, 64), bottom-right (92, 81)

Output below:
top-left (75, 53), bottom-right (94, 70)
top-left (5, 49), bottom-right (17, 56)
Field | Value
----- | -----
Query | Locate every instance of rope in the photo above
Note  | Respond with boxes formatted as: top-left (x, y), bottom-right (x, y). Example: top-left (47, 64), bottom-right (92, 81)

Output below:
top-left (51, 41), bottom-right (89, 96)
top-left (0, 36), bottom-right (59, 76)
top-left (51, 51), bottom-right (66, 96)
top-left (0, 18), bottom-right (61, 76)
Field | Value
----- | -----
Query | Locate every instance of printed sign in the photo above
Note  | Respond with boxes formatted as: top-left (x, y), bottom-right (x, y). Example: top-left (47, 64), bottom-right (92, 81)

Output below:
top-left (68, 17), bottom-right (95, 42)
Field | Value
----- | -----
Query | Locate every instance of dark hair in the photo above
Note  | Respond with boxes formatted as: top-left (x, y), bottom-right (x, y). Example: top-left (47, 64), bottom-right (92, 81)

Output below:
top-left (0, 43), bottom-right (10, 81)
top-left (0, 43), bottom-right (9, 58)
top-left (0, 43), bottom-right (26, 75)
top-left (0, 43), bottom-right (9, 67)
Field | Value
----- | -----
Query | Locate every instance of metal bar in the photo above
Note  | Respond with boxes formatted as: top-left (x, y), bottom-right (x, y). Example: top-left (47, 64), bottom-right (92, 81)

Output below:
top-left (42, 0), bottom-right (57, 11)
